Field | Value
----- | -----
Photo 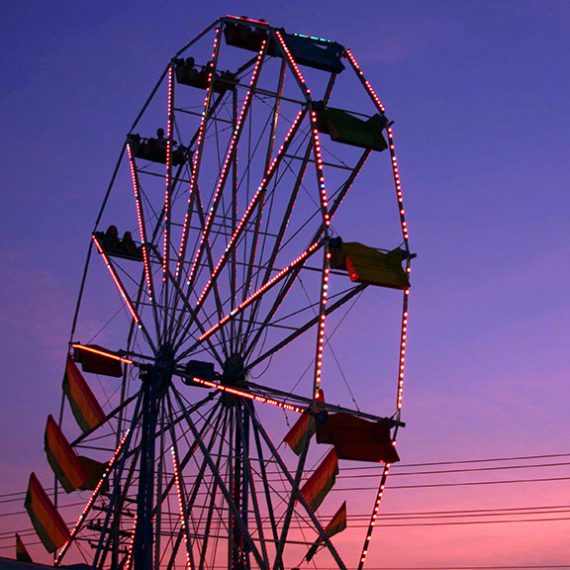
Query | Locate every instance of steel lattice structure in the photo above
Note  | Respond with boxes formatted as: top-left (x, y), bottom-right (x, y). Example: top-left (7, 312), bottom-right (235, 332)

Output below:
top-left (40, 15), bottom-right (413, 570)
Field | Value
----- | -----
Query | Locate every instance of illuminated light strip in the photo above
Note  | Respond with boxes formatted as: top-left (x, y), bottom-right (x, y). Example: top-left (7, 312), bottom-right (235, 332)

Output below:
top-left (198, 242), bottom-right (320, 342)
top-left (55, 431), bottom-right (130, 564)
top-left (70, 343), bottom-right (133, 365)
top-left (123, 513), bottom-right (138, 570)
top-left (344, 49), bottom-right (412, 404)
top-left (186, 39), bottom-right (268, 287)
top-left (312, 251), bottom-right (331, 398)
top-left (358, 299), bottom-right (410, 568)
top-left (344, 49), bottom-right (386, 113)
top-left (193, 110), bottom-right (306, 309)
top-left (387, 128), bottom-right (409, 242)
top-left (163, 65), bottom-right (175, 281)
top-left (274, 31), bottom-right (331, 227)
top-left (127, 145), bottom-right (154, 301)
top-left (239, 145), bottom-right (314, 355)
top-left (243, 150), bottom-right (371, 359)
top-left (396, 298), bottom-right (410, 411)
top-left (225, 15), bottom-right (270, 26)
top-left (171, 447), bottom-right (191, 568)
top-left (92, 234), bottom-right (142, 325)
top-left (345, 48), bottom-right (412, 570)
top-left (309, 109), bottom-right (331, 226)
top-left (191, 377), bottom-right (304, 413)
top-left (292, 32), bottom-right (335, 44)
top-left (274, 30), bottom-right (311, 98)
top-left (345, 49), bottom-right (410, 243)
top-left (358, 461), bottom-right (391, 569)
top-left (328, 150), bottom-right (371, 220)
top-left (176, 27), bottom-right (222, 279)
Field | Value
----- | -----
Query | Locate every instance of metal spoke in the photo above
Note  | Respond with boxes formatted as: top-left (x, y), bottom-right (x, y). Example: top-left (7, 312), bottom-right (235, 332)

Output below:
top-left (236, 404), bottom-right (270, 567)
top-left (175, 26), bottom-right (224, 282)
top-left (180, 109), bottom-right (306, 348)
top-left (161, 65), bottom-right (175, 338)
top-left (239, 139), bottom-right (312, 354)
top-left (165, 396), bottom-right (224, 570)
top-left (249, 411), bottom-right (347, 570)
top-left (178, 241), bottom-right (322, 357)
top-left (244, 149), bottom-right (370, 360)
top-left (250, 411), bottom-right (283, 570)
top-left (151, 247), bottom-right (224, 365)
top-left (61, 18), bottom-right (412, 569)
top-left (92, 233), bottom-right (157, 353)
top-left (90, 394), bottom-right (144, 569)
top-left (246, 284), bottom-right (366, 369)
top-left (197, 410), bottom-right (229, 570)
top-left (171, 385), bottom-right (266, 569)
top-left (184, 40), bottom-right (268, 297)
top-left (127, 146), bottom-right (162, 346)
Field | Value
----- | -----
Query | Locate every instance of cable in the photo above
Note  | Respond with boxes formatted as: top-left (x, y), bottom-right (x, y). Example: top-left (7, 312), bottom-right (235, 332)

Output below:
top-left (2, 458), bottom-right (568, 504)
top-left (317, 567), bottom-right (570, 570)
top-left (395, 452), bottom-right (570, 468)
top-left (336, 461), bottom-right (570, 478)
top-left (332, 475), bottom-right (570, 491)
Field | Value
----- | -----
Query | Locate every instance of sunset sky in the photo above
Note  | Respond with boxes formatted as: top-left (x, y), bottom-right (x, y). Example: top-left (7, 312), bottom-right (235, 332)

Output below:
top-left (1, 1), bottom-right (569, 568)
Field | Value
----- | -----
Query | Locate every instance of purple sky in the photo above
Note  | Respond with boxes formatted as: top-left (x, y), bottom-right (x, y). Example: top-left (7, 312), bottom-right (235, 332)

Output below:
top-left (1, 1), bottom-right (569, 567)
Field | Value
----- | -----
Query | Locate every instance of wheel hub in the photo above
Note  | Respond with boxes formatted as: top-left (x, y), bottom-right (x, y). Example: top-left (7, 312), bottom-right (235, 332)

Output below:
top-left (220, 354), bottom-right (246, 407)
top-left (222, 353), bottom-right (246, 386)
top-left (142, 343), bottom-right (175, 393)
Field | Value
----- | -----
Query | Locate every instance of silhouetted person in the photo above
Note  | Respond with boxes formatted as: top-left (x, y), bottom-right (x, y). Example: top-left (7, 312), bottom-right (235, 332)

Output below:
top-left (122, 231), bottom-right (139, 257)
top-left (105, 225), bottom-right (120, 249)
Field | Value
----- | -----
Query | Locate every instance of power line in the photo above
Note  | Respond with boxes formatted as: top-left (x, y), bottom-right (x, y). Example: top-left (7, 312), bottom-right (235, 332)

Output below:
top-left (298, 565), bottom-right (550, 569)
top-left (3, 476), bottom-right (568, 521)
top-left (319, 564), bottom-right (570, 570)
top-left (332, 475), bottom-right (570, 491)
top-left (1, 516), bottom-right (569, 549)
top-left (1, 452), bottom-right (568, 502)
top-left (393, 452), bottom-right (570, 468)
top-left (0, 500), bottom-right (86, 519)
top-left (3, 503), bottom-right (570, 541)
top-left (333, 461), bottom-right (570, 479)
top-left (2, 472), bottom-right (569, 520)
top-left (140, 461), bottom-right (570, 485)
top-left (356, 516), bottom-right (570, 528)
top-left (2, 514), bottom-right (569, 542)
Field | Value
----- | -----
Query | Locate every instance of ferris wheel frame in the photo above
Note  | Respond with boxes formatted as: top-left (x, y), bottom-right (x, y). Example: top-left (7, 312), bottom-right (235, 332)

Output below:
top-left (36, 15), bottom-right (414, 570)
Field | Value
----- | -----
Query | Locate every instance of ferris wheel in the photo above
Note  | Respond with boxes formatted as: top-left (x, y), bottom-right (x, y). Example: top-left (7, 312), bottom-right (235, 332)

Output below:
top-left (22, 15), bottom-right (413, 570)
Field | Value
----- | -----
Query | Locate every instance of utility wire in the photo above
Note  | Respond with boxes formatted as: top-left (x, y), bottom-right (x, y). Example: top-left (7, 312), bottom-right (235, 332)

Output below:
top-left (332, 475), bottom-right (570, 491)
top-left (2, 474), bottom-right (569, 515)
top-left (4, 457), bottom-right (568, 505)
top-left (4, 504), bottom-right (570, 540)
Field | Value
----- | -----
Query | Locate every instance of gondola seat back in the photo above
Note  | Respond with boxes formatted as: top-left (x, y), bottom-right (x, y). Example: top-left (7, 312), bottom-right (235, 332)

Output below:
top-left (316, 106), bottom-right (389, 151)
top-left (174, 58), bottom-right (237, 94)
top-left (128, 133), bottom-right (187, 166)
top-left (330, 241), bottom-right (409, 290)
top-left (316, 411), bottom-right (400, 463)
top-left (282, 33), bottom-right (345, 73)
